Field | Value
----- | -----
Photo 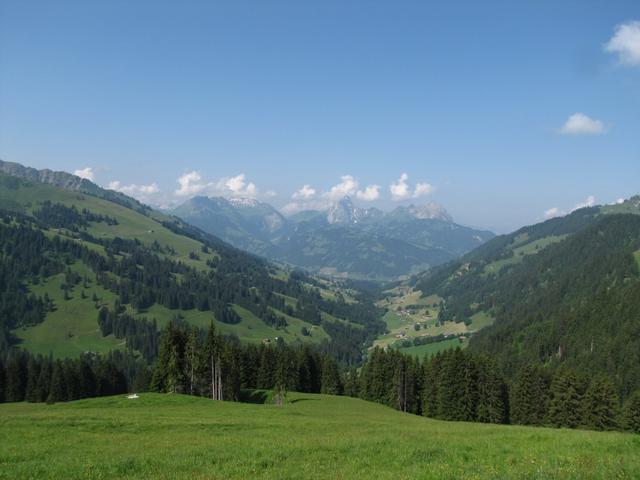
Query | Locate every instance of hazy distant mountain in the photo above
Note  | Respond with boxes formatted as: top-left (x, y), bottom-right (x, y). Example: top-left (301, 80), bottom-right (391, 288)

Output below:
top-left (326, 197), bottom-right (383, 225)
top-left (171, 196), bottom-right (286, 254)
top-left (173, 195), bottom-right (494, 281)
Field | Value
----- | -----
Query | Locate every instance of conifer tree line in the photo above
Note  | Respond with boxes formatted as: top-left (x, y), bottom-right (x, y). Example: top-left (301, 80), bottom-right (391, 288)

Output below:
top-left (0, 319), bottom-right (342, 404)
top-left (2, 331), bottom-right (640, 434)
top-left (352, 347), bottom-right (640, 433)
top-left (0, 349), bottom-right (145, 404)
top-left (149, 321), bottom-right (342, 400)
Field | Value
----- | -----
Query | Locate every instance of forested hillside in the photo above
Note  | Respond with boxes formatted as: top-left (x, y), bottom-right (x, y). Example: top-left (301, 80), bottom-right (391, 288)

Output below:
top-left (0, 168), bottom-right (384, 366)
top-left (413, 200), bottom-right (640, 399)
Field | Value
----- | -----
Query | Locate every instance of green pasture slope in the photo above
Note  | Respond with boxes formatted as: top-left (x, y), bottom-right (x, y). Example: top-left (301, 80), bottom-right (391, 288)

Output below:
top-left (1, 394), bottom-right (638, 479)
top-left (0, 173), bottom-right (336, 356)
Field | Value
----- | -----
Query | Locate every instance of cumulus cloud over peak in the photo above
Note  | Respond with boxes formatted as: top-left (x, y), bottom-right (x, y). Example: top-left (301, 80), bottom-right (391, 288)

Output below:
top-left (605, 20), bottom-right (640, 66)
top-left (414, 182), bottom-right (435, 198)
top-left (109, 181), bottom-right (159, 196)
top-left (390, 173), bottom-right (411, 200)
top-left (292, 184), bottom-right (316, 199)
top-left (326, 175), bottom-right (358, 200)
top-left (284, 175), bottom-right (383, 215)
top-left (324, 175), bottom-right (381, 202)
top-left (74, 167), bottom-right (95, 181)
top-left (173, 171), bottom-right (262, 199)
top-left (543, 195), bottom-right (597, 220)
top-left (573, 195), bottom-right (596, 211)
top-left (356, 184), bottom-right (381, 201)
top-left (543, 207), bottom-right (561, 220)
top-left (390, 173), bottom-right (434, 200)
top-left (220, 173), bottom-right (258, 197)
top-left (175, 171), bottom-right (208, 197)
top-left (559, 113), bottom-right (606, 135)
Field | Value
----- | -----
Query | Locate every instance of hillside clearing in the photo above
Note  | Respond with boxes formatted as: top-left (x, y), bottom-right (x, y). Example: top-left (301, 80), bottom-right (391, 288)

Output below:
top-left (1, 393), bottom-right (638, 479)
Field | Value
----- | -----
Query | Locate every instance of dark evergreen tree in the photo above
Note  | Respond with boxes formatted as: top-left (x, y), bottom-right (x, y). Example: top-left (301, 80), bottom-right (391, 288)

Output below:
top-left (547, 368), bottom-right (583, 428)
top-left (35, 357), bottom-right (53, 402)
top-left (581, 377), bottom-right (619, 431)
top-left (257, 347), bottom-right (277, 390)
top-left (25, 356), bottom-right (42, 403)
top-left (5, 351), bottom-right (28, 402)
top-left (320, 355), bottom-right (342, 395)
top-left (475, 355), bottom-right (508, 424)
top-left (0, 358), bottom-right (5, 403)
top-left (343, 368), bottom-right (360, 398)
top-left (77, 358), bottom-right (97, 399)
top-left (510, 364), bottom-right (550, 425)
top-left (422, 352), bottom-right (442, 418)
top-left (622, 391), bottom-right (640, 434)
top-left (47, 360), bottom-right (68, 403)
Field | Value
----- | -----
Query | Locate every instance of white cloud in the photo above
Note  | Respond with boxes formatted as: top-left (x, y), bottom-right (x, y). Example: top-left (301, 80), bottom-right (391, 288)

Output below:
top-left (321, 175), bottom-right (382, 202)
top-left (281, 202), bottom-right (303, 215)
top-left (559, 113), bottom-right (606, 135)
top-left (216, 173), bottom-right (259, 198)
top-left (390, 173), bottom-right (411, 200)
top-left (108, 181), bottom-right (160, 196)
top-left (356, 184), bottom-right (381, 201)
top-left (543, 195), bottom-right (597, 220)
top-left (543, 207), bottom-right (561, 219)
top-left (175, 171), bottom-right (208, 197)
top-left (605, 20), bottom-right (640, 66)
top-left (292, 184), bottom-right (316, 200)
top-left (326, 175), bottom-right (359, 200)
top-left (573, 195), bottom-right (596, 211)
top-left (173, 171), bottom-right (266, 200)
top-left (616, 198), bottom-right (625, 204)
top-left (390, 173), bottom-right (435, 201)
top-left (414, 182), bottom-right (435, 198)
top-left (74, 167), bottom-right (95, 181)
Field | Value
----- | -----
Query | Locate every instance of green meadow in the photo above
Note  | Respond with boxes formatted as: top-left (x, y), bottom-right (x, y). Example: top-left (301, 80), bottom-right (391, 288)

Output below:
top-left (1, 393), bottom-right (638, 479)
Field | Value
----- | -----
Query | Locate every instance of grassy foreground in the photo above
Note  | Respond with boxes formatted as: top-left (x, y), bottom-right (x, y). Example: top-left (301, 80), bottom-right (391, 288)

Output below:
top-left (1, 393), bottom-right (639, 479)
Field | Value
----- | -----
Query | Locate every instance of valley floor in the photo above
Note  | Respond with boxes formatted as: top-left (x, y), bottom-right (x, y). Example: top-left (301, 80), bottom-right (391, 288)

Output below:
top-left (1, 393), bottom-right (638, 479)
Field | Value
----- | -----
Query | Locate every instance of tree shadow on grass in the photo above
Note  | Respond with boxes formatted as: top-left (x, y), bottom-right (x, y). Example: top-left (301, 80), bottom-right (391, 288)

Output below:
top-left (239, 389), bottom-right (268, 404)
top-left (288, 398), bottom-right (320, 404)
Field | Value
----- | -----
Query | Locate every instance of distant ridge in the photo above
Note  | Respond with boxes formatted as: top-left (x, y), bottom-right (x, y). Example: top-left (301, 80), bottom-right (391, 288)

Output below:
top-left (173, 194), bottom-right (494, 281)
top-left (0, 159), bottom-right (150, 214)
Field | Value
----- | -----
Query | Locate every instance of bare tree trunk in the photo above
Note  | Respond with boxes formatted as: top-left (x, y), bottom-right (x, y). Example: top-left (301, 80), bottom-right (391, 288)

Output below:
top-left (403, 368), bottom-right (407, 413)
top-left (211, 355), bottom-right (216, 400)
top-left (217, 357), bottom-right (223, 401)
top-left (190, 348), bottom-right (194, 396)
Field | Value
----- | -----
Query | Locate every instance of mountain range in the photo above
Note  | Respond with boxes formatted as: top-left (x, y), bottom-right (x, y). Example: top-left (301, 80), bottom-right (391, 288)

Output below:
top-left (172, 195), bottom-right (494, 281)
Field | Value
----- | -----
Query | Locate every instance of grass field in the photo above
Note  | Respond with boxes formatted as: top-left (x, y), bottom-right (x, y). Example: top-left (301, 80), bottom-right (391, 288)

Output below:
top-left (375, 287), bottom-right (492, 357)
top-left (15, 262), bottom-right (122, 358)
top-left (399, 337), bottom-right (468, 357)
top-left (1, 393), bottom-right (639, 479)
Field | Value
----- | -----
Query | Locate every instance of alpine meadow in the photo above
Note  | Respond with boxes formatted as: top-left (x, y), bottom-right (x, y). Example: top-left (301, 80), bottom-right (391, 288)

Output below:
top-left (2, 1), bottom-right (640, 479)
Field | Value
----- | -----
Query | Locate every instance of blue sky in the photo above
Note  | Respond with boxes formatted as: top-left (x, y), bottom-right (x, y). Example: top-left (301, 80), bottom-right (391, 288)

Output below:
top-left (1, 0), bottom-right (639, 232)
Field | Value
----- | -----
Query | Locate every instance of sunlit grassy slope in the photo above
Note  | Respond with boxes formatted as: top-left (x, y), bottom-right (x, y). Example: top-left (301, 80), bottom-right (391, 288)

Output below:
top-left (1, 393), bottom-right (638, 479)
top-left (374, 287), bottom-right (494, 357)
top-left (1, 175), bottom-right (341, 356)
